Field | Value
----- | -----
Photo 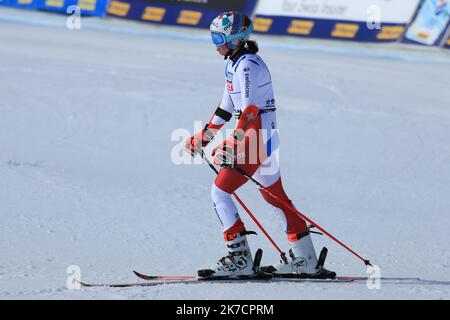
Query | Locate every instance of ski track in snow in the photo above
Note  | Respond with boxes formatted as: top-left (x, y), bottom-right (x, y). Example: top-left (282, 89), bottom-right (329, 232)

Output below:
top-left (1, 7), bottom-right (450, 299)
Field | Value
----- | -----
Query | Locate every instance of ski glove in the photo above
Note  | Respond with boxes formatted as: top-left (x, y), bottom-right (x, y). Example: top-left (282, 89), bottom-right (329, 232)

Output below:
top-left (185, 125), bottom-right (216, 157)
top-left (211, 130), bottom-right (245, 167)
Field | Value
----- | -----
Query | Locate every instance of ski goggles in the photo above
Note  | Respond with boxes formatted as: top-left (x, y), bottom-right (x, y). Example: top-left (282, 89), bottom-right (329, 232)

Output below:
top-left (211, 32), bottom-right (227, 46)
top-left (211, 26), bottom-right (254, 47)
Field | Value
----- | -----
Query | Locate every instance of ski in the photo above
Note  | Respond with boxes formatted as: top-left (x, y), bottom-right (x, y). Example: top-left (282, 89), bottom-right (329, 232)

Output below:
top-left (74, 278), bottom-right (200, 288)
top-left (132, 272), bottom-right (196, 281)
top-left (75, 277), bottom-right (352, 288)
top-left (75, 276), bottom-right (450, 289)
top-left (132, 248), bottom-right (273, 283)
top-left (132, 247), bottom-right (338, 283)
top-left (73, 246), bottom-right (450, 289)
top-left (132, 271), bottom-right (424, 283)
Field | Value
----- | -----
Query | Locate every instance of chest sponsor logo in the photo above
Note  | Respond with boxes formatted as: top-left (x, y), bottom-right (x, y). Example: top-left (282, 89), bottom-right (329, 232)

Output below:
top-left (244, 72), bottom-right (250, 98)
top-left (227, 72), bottom-right (234, 91)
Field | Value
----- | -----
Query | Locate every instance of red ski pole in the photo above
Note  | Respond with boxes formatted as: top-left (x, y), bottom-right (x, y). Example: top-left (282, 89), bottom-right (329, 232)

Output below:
top-left (232, 165), bottom-right (373, 267)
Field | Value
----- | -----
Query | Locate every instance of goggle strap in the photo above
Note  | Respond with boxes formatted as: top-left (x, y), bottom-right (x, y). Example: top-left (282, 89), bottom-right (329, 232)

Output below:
top-left (225, 25), bottom-right (253, 43)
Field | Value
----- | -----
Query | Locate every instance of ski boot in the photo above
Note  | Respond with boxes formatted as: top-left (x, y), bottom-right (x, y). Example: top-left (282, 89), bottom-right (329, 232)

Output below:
top-left (261, 233), bottom-right (336, 279)
top-left (198, 231), bottom-right (271, 280)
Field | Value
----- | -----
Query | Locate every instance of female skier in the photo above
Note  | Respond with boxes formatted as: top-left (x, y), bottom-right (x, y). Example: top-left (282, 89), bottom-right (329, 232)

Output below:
top-left (185, 12), bottom-right (335, 279)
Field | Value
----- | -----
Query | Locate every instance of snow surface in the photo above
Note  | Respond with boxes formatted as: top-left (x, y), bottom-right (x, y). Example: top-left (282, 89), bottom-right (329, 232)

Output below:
top-left (1, 7), bottom-right (450, 299)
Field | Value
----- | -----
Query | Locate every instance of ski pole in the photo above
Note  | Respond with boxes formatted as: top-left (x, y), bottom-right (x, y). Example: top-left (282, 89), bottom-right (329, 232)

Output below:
top-left (200, 151), bottom-right (288, 261)
top-left (231, 165), bottom-right (372, 267)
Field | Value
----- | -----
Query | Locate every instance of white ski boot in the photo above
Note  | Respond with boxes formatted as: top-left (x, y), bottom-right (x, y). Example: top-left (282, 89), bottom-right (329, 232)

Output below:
top-left (198, 232), bottom-right (260, 279)
top-left (262, 233), bottom-right (336, 279)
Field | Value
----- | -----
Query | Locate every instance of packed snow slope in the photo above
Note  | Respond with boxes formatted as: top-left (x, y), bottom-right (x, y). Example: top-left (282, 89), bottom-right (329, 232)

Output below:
top-left (1, 7), bottom-right (450, 299)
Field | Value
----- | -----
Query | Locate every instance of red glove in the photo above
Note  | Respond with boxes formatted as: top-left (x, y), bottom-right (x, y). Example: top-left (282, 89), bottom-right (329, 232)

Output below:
top-left (185, 125), bottom-right (217, 157)
top-left (211, 130), bottom-right (244, 167)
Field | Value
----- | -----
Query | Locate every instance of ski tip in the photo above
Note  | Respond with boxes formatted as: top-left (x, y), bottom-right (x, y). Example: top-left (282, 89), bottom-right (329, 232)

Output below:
top-left (133, 270), bottom-right (155, 280)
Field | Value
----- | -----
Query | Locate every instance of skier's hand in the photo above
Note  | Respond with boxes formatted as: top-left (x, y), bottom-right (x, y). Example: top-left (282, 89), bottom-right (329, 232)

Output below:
top-left (211, 133), bottom-right (243, 167)
top-left (185, 126), bottom-right (216, 157)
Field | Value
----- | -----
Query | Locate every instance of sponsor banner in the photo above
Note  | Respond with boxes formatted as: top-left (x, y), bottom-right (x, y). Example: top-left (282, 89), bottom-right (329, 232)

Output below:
top-left (403, 0), bottom-right (450, 46)
top-left (0, 0), bottom-right (109, 16)
top-left (254, 0), bottom-right (421, 42)
top-left (0, 0), bottom-right (38, 9)
top-left (255, 0), bottom-right (420, 23)
top-left (107, 0), bottom-right (258, 28)
top-left (254, 15), bottom-right (407, 41)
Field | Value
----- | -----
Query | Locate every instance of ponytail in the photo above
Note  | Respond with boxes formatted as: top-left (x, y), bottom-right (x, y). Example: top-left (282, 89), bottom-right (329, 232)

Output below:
top-left (244, 40), bottom-right (259, 54)
top-left (229, 40), bottom-right (260, 60)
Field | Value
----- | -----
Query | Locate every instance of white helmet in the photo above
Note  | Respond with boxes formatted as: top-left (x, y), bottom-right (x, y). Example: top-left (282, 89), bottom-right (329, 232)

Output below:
top-left (210, 11), bottom-right (253, 50)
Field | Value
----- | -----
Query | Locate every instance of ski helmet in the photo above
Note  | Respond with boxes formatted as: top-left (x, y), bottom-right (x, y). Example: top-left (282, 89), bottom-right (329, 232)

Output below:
top-left (210, 11), bottom-right (253, 50)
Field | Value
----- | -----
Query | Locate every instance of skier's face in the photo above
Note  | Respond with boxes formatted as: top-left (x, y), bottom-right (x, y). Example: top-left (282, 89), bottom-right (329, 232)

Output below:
top-left (216, 45), bottom-right (229, 56)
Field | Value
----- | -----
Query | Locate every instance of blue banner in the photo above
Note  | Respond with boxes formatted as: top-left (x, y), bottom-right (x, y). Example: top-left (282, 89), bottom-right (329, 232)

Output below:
top-left (106, 0), bottom-right (258, 29)
top-left (0, 0), bottom-right (109, 16)
top-left (252, 0), bottom-right (422, 43)
top-left (0, 0), bottom-right (38, 9)
top-left (253, 15), bottom-right (408, 42)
